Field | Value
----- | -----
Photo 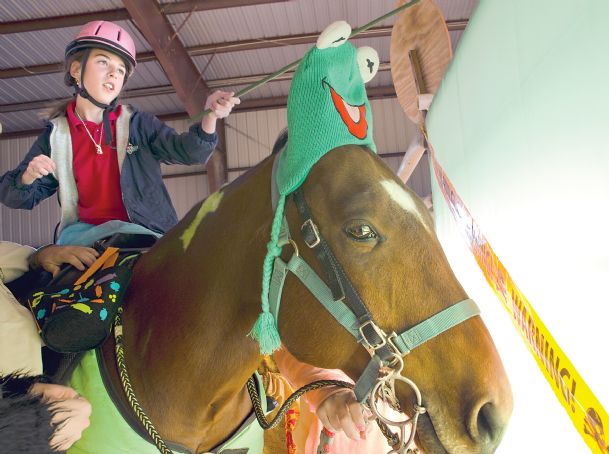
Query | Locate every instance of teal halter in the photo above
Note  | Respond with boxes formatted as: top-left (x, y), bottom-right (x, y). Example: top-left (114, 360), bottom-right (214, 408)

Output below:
top-left (268, 152), bottom-right (480, 402)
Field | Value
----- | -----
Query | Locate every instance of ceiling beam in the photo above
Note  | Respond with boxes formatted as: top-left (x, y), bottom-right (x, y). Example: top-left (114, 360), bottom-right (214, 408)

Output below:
top-left (0, 0), bottom-right (289, 34)
top-left (1, 20), bottom-right (468, 80)
top-left (0, 9), bottom-right (131, 35)
top-left (123, 0), bottom-right (209, 116)
top-left (123, 0), bottom-right (226, 192)
top-left (0, 62), bottom-right (392, 114)
top-left (0, 86), bottom-right (396, 140)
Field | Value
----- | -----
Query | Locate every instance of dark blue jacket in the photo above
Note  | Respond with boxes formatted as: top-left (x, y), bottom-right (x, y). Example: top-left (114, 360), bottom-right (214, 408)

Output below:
top-left (0, 106), bottom-right (217, 234)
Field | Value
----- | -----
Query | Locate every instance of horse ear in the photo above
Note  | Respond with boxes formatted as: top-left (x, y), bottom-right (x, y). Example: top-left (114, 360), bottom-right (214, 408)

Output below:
top-left (316, 21), bottom-right (352, 49)
top-left (356, 46), bottom-right (379, 83)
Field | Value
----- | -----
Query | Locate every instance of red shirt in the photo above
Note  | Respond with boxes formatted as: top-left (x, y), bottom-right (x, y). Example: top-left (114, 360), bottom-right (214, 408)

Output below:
top-left (66, 101), bottom-right (129, 225)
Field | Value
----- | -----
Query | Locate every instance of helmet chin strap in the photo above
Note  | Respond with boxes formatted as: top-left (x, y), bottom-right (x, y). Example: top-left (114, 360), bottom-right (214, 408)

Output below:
top-left (74, 48), bottom-right (120, 146)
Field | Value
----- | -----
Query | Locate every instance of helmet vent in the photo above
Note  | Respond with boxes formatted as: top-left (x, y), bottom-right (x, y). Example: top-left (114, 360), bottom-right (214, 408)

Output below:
top-left (94, 24), bottom-right (102, 35)
top-left (117, 30), bottom-right (121, 40)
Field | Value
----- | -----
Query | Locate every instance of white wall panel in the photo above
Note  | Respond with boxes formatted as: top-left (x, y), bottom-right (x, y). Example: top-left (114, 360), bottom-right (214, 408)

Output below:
top-left (225, 108), bottom-right (287, 169)
top-left (370, 98), bottom-right (419, 154)
top-left (163, 174), bottom-right (209, 220)
top-left (0, 136), bottom-right (60, 246)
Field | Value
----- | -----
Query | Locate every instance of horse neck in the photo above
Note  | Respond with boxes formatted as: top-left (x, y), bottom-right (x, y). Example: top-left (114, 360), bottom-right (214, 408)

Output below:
top-left (120, 156), bottom-right (275, 449)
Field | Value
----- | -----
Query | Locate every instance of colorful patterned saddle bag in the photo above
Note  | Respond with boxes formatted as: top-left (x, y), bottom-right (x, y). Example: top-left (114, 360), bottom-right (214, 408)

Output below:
top-left (27, 247), bottom-right (131, 353)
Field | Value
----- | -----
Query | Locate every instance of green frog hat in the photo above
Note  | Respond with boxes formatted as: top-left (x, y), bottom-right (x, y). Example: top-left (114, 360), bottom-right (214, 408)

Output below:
top-left (250, 20), bottom-right (380, 354)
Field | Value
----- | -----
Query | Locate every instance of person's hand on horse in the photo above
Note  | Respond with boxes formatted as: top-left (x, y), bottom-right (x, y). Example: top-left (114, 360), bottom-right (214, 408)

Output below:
top-left (317, 388), bottom-right (368, 441)
top-left (21, 154), bottom-right (56, 185)
top-left (29, 383), bottom-right (92, 451)
top-left (33, 245), bottom-right (99, 277)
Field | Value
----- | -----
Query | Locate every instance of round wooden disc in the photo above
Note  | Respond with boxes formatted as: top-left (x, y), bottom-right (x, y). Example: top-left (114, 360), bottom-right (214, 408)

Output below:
top-left (390, 0), bottom-right (453, 126)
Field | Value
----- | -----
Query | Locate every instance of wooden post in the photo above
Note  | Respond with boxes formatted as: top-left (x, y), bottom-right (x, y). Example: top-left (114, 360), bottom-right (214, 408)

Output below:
top-left (397, 130), bottom-right (426, 184)
top-left (397, 49), bottom-right (433, 184)
top-left (206, 119), bottom-right (228, 193)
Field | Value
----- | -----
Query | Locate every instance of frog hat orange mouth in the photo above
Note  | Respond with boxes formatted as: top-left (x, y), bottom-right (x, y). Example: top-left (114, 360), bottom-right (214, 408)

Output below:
top-left (322, 77), bottom-right (368, 140)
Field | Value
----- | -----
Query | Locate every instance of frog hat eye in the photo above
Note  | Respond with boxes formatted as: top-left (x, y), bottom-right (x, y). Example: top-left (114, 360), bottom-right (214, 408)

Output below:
top-left (356, 46), bottom-right (379, 83)
top-left (316, 20), bottom-right (352, 49)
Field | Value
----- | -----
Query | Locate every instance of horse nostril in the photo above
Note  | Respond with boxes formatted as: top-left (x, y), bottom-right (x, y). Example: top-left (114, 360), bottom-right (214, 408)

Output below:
top-left (471, 401), bottom-right (507, 447)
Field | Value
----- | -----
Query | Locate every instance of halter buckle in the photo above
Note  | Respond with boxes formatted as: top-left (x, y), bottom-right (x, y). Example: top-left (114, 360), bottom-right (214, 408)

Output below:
top-left (386, 333), bottom-right (404, 367)
top-left (359, 320), bottom-right (387, 351)
top-left (301, 219), bottom-right (321, 248)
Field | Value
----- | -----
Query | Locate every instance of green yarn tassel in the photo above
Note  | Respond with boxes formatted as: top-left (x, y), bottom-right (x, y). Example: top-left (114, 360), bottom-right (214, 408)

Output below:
top-left (249, 195), bottom-right (286, 354)
top-left (249, 311), bottom-right (281, 355)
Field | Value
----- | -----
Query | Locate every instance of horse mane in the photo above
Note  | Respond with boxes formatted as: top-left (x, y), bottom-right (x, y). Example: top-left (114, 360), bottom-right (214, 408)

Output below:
top-left (271, 128), bottom-right (288, 155)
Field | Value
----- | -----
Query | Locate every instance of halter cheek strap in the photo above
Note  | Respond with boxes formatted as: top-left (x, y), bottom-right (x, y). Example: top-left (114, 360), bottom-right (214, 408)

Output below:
top-left (269, 151), bottom-right (480, 402)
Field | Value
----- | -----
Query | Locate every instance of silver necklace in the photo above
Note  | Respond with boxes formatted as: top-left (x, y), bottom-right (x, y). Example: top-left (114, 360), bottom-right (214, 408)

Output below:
top-left (74, 109), bottom-right (103, 155)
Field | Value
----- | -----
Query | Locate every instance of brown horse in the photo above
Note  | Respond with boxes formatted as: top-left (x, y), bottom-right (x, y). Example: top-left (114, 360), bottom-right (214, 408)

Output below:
top-left (83, 143), bottom-right (512, 454)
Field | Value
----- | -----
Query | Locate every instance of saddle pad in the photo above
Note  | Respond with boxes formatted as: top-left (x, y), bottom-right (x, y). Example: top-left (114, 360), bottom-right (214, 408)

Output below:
top-left (68, 350), bottom-right (267, 454)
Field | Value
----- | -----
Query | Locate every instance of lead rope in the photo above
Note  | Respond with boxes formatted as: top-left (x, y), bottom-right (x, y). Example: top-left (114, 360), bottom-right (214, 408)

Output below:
top-left (115, 306), bottom-right (410, 454)
top-left (114, 306), bottom-right (369, 454)
top-left (246, 376), bottom-right (353, 430)
top-left (114, 307), bottom-right (174, 454)
top-left (246, 376), bottom-right (410, 451)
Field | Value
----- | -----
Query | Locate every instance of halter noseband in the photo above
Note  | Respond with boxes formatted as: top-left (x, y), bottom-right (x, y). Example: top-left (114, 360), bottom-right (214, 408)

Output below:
top-left (271, 186), bottom-right (480, 401)
top-left (268, 153), bottom-right (479, 452)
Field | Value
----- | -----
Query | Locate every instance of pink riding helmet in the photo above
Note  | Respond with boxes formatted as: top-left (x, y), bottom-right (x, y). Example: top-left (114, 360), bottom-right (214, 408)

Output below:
top-left (65, 20), bottom-right (137, 70)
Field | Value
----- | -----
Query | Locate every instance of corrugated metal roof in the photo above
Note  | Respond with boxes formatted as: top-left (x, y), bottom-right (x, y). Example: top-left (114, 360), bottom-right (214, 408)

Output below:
top-left (0, 27), bottom-right (77, 68)
top-left (169, 0), bottom-right (402, 48)
top-left (0, 110), bottom-right (43, 132)
top-left (0, 73), bottom-right (67, 104)
top-left (127, 92), bottom-right (184, 115)
top-left (450, 30), bottom-right (465, 53)
top-left (0, 0), bottom-right (477, 134)
top-left (0, 60), bottom-right (169, 107)
top-left (0, 21), bottom-right (152, 70)
top-left (435, 0), bottom-right (477, 21)
top-left (0, 0), bottom-right (123, 21)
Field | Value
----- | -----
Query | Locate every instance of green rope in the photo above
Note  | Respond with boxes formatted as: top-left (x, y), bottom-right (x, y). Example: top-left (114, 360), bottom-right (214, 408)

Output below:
top-left (249, 194), bottom-right (286, 354)
top-left (190, 0), bottom-right (422, 123)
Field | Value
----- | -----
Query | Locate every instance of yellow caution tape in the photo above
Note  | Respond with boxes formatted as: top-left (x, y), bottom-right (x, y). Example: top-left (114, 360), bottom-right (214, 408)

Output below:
top-left (428, 140), bottom-right (609, 453)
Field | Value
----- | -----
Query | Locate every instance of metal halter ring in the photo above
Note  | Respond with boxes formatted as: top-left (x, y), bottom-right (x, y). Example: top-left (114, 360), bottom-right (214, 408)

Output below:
top-left (288, 238), bottom-right (300, 256)
top-left (370, 372), bottom-right (426, 454)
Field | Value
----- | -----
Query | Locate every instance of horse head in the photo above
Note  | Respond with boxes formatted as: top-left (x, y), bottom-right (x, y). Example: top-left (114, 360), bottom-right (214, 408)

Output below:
top-left (276, 143), bottom-right (513, 453)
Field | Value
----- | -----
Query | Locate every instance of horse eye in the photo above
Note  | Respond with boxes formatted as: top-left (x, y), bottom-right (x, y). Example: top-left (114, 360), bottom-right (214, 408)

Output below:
top-left (346, 223), bottom-right (378, 241)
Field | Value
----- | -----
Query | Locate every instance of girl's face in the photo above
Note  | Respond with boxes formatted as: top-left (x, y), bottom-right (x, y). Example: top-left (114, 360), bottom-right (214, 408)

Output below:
top-left (72, 49), bottom-right (127, 105)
